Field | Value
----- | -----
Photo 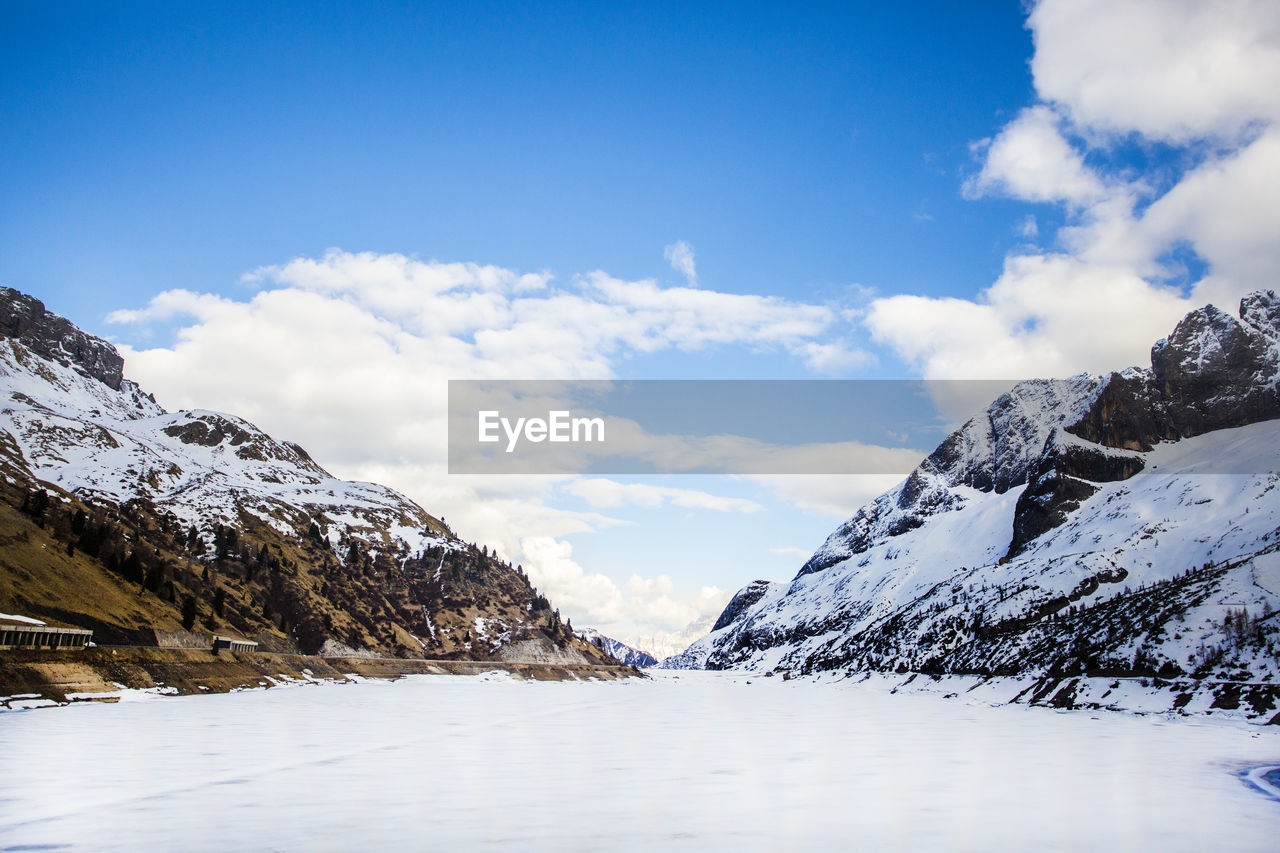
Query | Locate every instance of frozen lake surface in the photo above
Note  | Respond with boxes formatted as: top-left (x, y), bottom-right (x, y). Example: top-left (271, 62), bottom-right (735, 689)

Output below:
top-left (1, 670), bottom-right (1278, 851)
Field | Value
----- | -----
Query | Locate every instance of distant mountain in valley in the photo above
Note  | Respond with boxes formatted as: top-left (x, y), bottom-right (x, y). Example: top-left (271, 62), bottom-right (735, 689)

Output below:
top-left (576, 628), bottom-right (659, 667)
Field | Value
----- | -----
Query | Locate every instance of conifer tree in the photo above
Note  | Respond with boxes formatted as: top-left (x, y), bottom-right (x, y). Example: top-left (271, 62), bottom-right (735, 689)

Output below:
top-left (181, 595), bottom-right (197, 631)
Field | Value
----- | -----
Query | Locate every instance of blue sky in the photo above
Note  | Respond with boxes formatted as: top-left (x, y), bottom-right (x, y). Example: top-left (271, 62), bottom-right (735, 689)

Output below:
top-left (4, 1), bottom-right (1277, 652)
top-left (3, 1), bottom-right (1032, 353)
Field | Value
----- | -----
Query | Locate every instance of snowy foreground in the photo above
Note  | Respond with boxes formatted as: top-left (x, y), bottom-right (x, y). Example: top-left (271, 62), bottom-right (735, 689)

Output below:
top-left (1, 671), bottom-right (1278, 851)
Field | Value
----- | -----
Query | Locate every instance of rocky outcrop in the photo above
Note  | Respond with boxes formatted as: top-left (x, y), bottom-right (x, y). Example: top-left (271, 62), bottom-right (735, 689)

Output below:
top-left (1018, 291), bottom-right (1280, 549)
top-left (0, 287), bottom-right (125, 390)
top-left (805, 287), bottom-right (1280, 593)
top-left (1069, 291), bottom-right (1280, 451)
top-left (162, 413), bottom-right (331, 474)
top-left (163, 416), bottom-right (256, 447)
top-left (712, 580), bottom-right (775, 631)
top-left (1007, 433), bottom-right (1145, 557)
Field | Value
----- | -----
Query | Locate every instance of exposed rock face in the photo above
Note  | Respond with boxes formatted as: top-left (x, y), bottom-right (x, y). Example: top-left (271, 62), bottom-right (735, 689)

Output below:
top-left (162, 413), bottom-right (331, 473)
top-left (1070, 291), bottom-right (1280, 451)
top-left (712, 580), bottom-right (775, 631)
top-left (496, 637), bottom-right (605, 666)
top-left (164, 416), bottom-right (255, 448)
top-left (1007, 433), bottom-right (1145, 557)
top-left (1017, 290), bottom-right (1280, 548)
top-left (1240, 288), bottom-right (1280, 333)
top-left (0, 288), bottom-right (125, 390)
top-left (1066, 370), bottom-right (1166, 452)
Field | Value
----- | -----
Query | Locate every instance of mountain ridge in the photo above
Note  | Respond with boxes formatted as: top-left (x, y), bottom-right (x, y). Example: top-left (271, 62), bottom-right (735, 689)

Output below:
top-left (664, 292), bottom-right (1280, 706)
top-left (0, 287), bottom-right (616, 666)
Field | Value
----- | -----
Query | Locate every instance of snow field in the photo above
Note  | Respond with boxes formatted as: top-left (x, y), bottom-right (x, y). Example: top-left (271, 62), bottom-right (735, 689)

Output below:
top-left (1, 670), bottom-right (1277, 851)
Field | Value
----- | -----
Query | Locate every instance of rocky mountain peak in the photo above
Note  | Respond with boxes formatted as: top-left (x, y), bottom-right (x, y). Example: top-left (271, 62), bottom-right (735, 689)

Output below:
top-left (1072, 290), bottom-right (1280, 454)
top-left (712, 580), bottom-right (777, 631)
top-left (0, 287), bottom-right (124, 390)
top-left (1239, 289), bottom-right (1280, 339)
top-left (1150, 301), bottom-right (1272, 386)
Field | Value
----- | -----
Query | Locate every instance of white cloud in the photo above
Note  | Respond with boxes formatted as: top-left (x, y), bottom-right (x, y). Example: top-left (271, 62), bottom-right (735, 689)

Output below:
top-left (664, 240), bottom-right (698, 284)
top-left (517, 536), bottom-right (733, 652)
top-left (965, 106), bottom-right (1107, 206)
top-left (581, 271), bottom-right (843, 356)
top-left (1138, 126), bottom-right (1280, 296)
top-left (796, 341), bottom-right (874, 373)
top-left (868, 0), bottom-right (1280, 380)
top-left (1029, 0), bottom-right (1280, 142)
top-left (105, 289), bottom-right (232, 324)
top-left (865, 255), bottom-right (1190, 378)
top-left (108, 248), bottom-right (867, 643)
top-left (519, 536), bottom-right (623, 624)
top-left (624, 575), bottom-right (729, 630)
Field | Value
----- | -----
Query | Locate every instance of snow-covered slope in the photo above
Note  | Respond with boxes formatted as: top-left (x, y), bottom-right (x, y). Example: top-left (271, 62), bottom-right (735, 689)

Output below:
top-left (0, 318), bottom-right (449, 558)
top-left (669, 292), bottom-right (1280, 692)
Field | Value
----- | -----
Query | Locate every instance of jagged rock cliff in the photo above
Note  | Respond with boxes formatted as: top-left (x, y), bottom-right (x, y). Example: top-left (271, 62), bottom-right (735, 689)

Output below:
top-left (0, 287), bottom-right (125, 390)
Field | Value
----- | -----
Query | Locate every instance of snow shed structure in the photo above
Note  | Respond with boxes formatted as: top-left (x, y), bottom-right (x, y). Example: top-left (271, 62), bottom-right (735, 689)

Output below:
top-left (0, 618), bottom-right (92, 650)
top-left (211, 636), bottom-right (258, 653)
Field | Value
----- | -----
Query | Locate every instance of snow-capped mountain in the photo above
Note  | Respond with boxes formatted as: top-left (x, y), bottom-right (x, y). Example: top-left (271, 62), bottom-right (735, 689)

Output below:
top-left (576, 628), bottom-right (659, 667)
top-left (0, 298), bottom-right (448, 557)
top-left (0, 287), bottom-right (616, 665)
top-left (665, 292), bottom-right (1280, 688)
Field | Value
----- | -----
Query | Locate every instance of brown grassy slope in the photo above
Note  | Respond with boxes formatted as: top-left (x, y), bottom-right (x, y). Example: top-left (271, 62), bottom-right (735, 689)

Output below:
top-left (0, 647), bottom-right (639, 705)
top-left (0, 501), bottom-right (184, 643)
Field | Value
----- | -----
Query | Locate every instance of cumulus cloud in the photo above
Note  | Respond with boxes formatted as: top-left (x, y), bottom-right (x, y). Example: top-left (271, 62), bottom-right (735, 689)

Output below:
top-left (865, 255), bottom-right (1191, 378)
top-left (796, 340), bottom-right (874, 373)
top-left (518, 536), bottom-right (624, 624)
top-left (622, 575), bottom-right (730, 636)
top-left (965, 106), bottom-right (1107, 206)
top-left (516, 536), bottom-right (732, 655)
top-left (1029, 0), bottom-right (1280, 142)
top-left (109, 247), bottom-right (866, 643)
top-left (867, 0), bottom-right (1280, 380)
